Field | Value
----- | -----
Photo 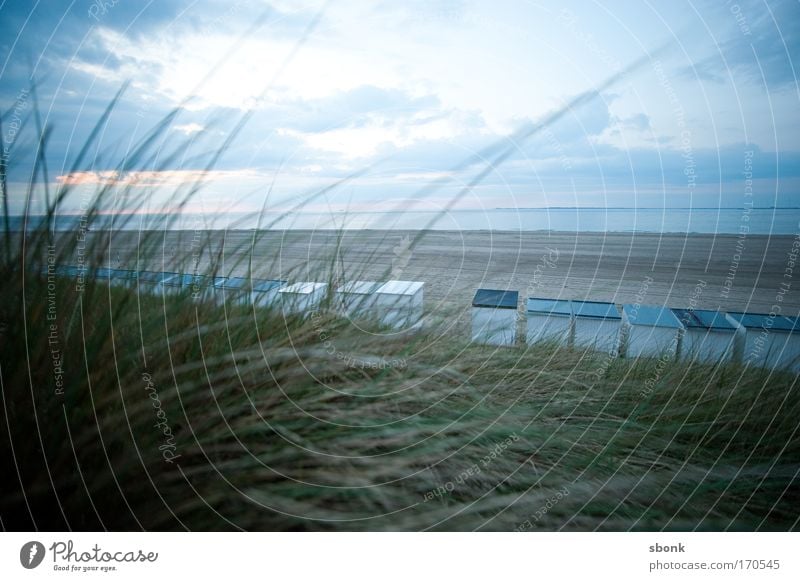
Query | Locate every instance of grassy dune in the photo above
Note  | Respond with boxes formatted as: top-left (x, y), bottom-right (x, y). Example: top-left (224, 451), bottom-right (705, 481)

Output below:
top-left (1, 266), bottom-right (798, 531)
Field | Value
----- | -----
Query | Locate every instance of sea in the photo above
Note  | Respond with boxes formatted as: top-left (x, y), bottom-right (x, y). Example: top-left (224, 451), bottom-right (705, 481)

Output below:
top-left (11, 207), bottom-right (800, 235)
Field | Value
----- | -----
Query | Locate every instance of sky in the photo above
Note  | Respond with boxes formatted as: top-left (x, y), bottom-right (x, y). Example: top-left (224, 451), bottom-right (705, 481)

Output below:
top-left (1, 0), bottom-right (799, 221)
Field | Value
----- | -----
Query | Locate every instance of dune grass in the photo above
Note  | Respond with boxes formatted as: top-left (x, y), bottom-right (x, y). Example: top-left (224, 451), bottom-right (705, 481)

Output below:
top-left (1, 259), bottom-right (798, 531)
top-left (1, 70), bottom-right (798, 532)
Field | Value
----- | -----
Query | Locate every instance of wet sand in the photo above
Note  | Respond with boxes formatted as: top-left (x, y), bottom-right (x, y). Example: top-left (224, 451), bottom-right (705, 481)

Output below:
top-left (100, 229), bottom-right (800, 317)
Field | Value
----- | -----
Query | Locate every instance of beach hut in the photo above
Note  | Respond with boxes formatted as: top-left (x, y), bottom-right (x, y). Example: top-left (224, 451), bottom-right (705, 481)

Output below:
top-left (335, 281), bottom-right (382, 317)
top-left (279, 282), bottom-right (328, 315)
top-left (672, 308), bottom-right (739, 364)
top-left (54, 265), bottom-right (81, 278)
top-left (621, 304), bottom-right (683, 359)
top-left (251, 279), bottom-right (286, 308)
top-left (107, 269), bottom-right (136, 288)
top-left (136, 271), bottom-right (180, 295)
top-left (785, 316), bottom-right (800, 373)
top-left (572, 300), bottom-right (622, 354)
top-left (93, 267), bottom-right (114, 282)
top-left (43, 265), bottom-right (81, 279)
top-left (726, 312), bottom-right (800, 373)
top-left (525, 297), bottom-right (572, 346)
top-left (471, 288), bottom-right (519, 346)
top-left (160, 273), bottom-right (212, 297)
top-left (373, 280), bottom-right (424, 329)
top-left (90, 267), bottom-right (128, 287)
top-left (161, 273), bottom-right (190, 295)
top-left (213, 276), bottom-right (251, 306)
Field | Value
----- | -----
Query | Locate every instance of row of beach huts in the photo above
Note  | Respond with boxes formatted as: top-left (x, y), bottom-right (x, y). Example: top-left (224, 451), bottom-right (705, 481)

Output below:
top-left (473, 288), bottom-right (800, 373)
top-left (44, 266), bottom-right (800, 373)
top-left (43, 266), bottom-right (424, 328)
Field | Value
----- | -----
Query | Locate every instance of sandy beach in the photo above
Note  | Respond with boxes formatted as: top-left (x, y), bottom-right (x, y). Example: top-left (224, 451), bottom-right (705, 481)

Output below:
top-left (97, 229), bottom-right (800, 318)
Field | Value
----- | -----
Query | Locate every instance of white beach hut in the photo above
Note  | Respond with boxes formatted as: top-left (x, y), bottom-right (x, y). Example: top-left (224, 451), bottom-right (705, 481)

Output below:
top-left (108, 269), bottom-right (137, 288)
top-left (89, 267), bottom-right (138, 288)
top-left (251, 279), bottom-right (286, 308)
top-left (471, 288), bottom-right (519, 346)
top-left (726, 312), bottom-right (800, 373)
top-left (525, 297), bottom-right (572, 346)
top-left (621, 304), bottom-right (683, 359)
top-left (161, 273), bottom-right (190, 295)
top-left (784, 316), bottom-right (800, 373)
top-left (572, 300), bottom-right (622, 354)
top-left (137, 271), bottom-right (180, 295)
top-left (672, 308), bottom-right (739, 364)
top-left (46, 264), bottom-right (86, 285)
top-left (335, 281), bottom-right (381, 317)
top-left (204, 276), bottom-right (228, 300)
top-left (54, 265), bottom-right (81, 279)
top-left (93, 267), bottom-right (114, 283)
top-left (279, 282), bottom-right (328, 315)
top-left (373, 280), bottom-right (424, 329)
top-left (160, 273), bottom-right (213, 298)
top-left (213, 276), bottom-right (251, 306)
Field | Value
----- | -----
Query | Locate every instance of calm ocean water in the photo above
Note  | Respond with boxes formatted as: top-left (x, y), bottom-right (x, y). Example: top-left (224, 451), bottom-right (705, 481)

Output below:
top-left (16, 208), bottom-right (800, 234)
top-left (270, 208), bottom-right (800, 234)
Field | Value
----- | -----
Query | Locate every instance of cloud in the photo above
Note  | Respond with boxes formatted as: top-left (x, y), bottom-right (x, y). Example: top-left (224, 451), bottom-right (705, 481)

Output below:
top-left (617, 113), bottom-right (651, 132)
top-left (371, 0), bottom-right (473, 26)
top-left (257, 86), bottom-right (444, 134)
top-left (69, 15), bottom-right (404, 111)
top-left (682, 0), bottom-right (800, 90)
top-left (284, 107), bottom-right (486, 159)
top-left (55, 169), bottom-right (263, 187)
top-left (2, 0), bottom-right (798, 215)
top-left (173, 123), bottom-right (205, 135)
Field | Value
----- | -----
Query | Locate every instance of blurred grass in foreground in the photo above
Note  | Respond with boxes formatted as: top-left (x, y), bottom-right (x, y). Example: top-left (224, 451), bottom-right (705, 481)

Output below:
top-left (1, 266), bottom-right (798, 531)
